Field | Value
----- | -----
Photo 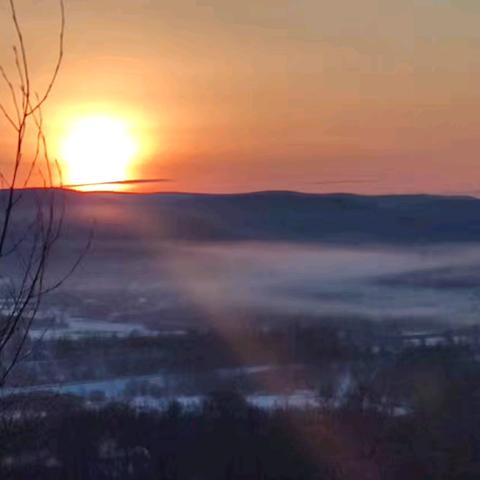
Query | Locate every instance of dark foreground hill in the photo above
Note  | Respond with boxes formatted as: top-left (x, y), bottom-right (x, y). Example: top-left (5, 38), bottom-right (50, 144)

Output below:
top-left (5, 189), bottom-right (480, 245)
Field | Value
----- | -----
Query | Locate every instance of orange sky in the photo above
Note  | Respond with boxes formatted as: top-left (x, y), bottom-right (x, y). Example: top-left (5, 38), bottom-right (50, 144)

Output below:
top-left (0, 0), bottom-right (480, 194)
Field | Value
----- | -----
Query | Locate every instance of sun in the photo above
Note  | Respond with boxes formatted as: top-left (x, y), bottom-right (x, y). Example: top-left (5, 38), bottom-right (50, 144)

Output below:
top-left (60, 115), bottom-right (138, 190)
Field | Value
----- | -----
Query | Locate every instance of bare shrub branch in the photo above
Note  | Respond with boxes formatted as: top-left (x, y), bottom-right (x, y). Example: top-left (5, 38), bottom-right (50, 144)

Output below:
top-left (0, 0), bottom-right (84, 387)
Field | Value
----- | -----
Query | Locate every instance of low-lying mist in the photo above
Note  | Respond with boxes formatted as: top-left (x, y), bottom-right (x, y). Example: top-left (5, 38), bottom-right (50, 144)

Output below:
top-left (7, 190), bottom-right (480, 332)
top-left (46, 239), bottom-right (480, 330)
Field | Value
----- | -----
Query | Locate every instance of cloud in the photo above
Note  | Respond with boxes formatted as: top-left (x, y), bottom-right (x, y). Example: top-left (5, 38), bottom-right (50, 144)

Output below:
top-left (64, 178), bottom-right (173, 188)
top-left (310, 179), bottom-right (378, 186)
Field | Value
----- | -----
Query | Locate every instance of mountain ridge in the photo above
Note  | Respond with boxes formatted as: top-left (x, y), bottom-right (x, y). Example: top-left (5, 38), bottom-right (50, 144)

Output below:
top-left (1, 187), bottom-right (478, 201)
top-left (5, 189), bottom-right (480, 245)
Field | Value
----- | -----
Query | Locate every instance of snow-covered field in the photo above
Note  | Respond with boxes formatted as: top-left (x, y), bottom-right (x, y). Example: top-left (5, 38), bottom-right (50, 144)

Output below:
top-left (0, 364), bottom-right (334, 411)
top-left (28, 316), bottom-right (154, 340)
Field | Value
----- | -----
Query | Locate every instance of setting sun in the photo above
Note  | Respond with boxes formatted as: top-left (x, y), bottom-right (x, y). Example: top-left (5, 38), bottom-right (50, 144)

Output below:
top-left (60, 116), bottom-right (138, 190)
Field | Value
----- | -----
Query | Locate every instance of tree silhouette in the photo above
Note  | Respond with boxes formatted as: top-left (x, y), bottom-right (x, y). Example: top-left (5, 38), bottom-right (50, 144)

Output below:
top-left (0, 0), bottom-right (83, 387)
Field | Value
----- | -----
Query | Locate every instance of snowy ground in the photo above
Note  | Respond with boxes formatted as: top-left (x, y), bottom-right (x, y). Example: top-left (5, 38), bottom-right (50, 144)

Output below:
top-left (0, 364), bottom-right (329, 411)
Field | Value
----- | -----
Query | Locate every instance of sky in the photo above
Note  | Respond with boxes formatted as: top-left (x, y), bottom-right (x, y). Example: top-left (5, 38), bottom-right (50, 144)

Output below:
top-left (0, 0), bottom-right (479, 194)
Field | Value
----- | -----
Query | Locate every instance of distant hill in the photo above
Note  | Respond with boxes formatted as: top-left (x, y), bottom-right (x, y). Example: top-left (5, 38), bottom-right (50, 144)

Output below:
top-left (5, 189), bottom-right (480, 245)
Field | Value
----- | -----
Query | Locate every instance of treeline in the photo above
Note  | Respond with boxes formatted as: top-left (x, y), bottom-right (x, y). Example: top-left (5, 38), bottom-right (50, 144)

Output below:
top-left (11, 325), bottom-right (371, 386)
top-left (2, 345), bottom-right (480, 479)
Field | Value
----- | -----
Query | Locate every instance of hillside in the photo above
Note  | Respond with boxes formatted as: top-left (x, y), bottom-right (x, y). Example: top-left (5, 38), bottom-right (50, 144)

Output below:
top-left (5, 189), bottom-right (480, 245)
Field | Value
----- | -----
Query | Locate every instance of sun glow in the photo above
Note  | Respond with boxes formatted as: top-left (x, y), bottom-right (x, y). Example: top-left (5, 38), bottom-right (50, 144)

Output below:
top-left (60, 115), bottom-right (139, 191)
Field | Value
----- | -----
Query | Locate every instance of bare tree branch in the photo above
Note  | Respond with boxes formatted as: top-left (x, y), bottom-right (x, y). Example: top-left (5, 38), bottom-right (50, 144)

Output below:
top-left (0, 0), bottom-right (85, 389)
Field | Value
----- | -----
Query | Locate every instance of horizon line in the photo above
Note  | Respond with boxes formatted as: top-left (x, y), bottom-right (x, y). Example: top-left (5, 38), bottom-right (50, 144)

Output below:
top-left (2, 187), bottom-right (479, 199)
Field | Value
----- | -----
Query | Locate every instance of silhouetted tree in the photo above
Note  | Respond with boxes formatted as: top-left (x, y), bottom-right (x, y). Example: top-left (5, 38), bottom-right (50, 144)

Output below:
top-left (0, 0), bottom-right (85, 387)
